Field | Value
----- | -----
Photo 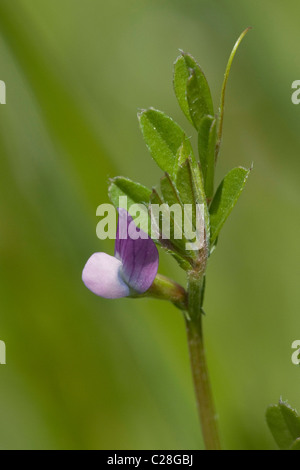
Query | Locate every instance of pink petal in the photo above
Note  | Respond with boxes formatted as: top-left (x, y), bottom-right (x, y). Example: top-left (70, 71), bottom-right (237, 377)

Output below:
top-left (82, 252), bottom-right (130, 299)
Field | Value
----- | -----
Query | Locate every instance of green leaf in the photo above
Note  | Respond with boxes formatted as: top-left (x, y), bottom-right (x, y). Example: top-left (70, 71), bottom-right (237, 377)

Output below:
top-left (173, 52), bottom-right (214, 130)
top-left (108, 176), bottom-right (151, 208)
top-left (160, 173), bottom-right (182, 208)
top-left (150, 186), bottom-right (198, 267)
top-left (174, 141), bottom-right (210, 249)
top-left (209, 167), bottom-right (250, 244)
top-left (151, 185), bottom-right (194, 260)
top-left (108, 176), bottom-right (152, 233)
top-left (290, 439), bottom-right (300, 450)
top-left (173, 54), bottom-right (193, 126)
top-left (175, 159), bottom-right (195, 208)
top-left (172, 135), bottom-right (207, 214)
top-left (266, 401), bottom-right (300, 450)
top-left (175, 156), bottom-right (210, 254)
top-left (138, 108), bottom-right (191, 174)
top-left (175, 141), bottom-right (206, 207)
top-left (174, 138), bottom-right (195, 179)
top-left (175, 150), bottom-right (202, 230)
top-left (160, 174), bottom-right (189, 251)
top-left (198, 116), bottom-right (217, 200)
top-left (187, 70), bottom-right (213, 131)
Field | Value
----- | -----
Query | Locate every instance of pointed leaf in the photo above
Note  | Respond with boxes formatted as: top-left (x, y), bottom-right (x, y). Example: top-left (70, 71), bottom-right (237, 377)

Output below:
top-left (216, 28), bottom-right (251, 160)
top-left (173, 136), bottom-right (206, 209)
top-left (186, 70), bottom-right (213, 131)
top-left (174, 142), bottom-right (210, 249)
top-left (173, 54), bottom-right (194, 126)
top-left (160, 173), bottom-right (182, 208)
top-left (160, 175), bottom-right (185, 244)
top-left (109, 177), bottom-right (152, 233)
top-left (209, 167), bottom-right (250, 244)
top-left (175, 159), bottom-right (195, 208)
top-left (175, 157), bottom-right (209, 254)
top-left (198, 116), bottom-right (217, 200)
top-left (138, 108), bottom-right (191, 174)
top-left (149, 188), bottom-right (168, 244)
top-left (109, 176), bottom-right (151, 208)
top-left (173, 52), bottom-right (214, 129)
top-left (175, 141), bottom-right (206, 207)
top-left (266, 401), bottom-right (300, 450)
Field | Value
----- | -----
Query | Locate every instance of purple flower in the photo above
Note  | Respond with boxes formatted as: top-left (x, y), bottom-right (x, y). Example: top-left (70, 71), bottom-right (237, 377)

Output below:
top-left (82, 208), bottom-right (159, 299)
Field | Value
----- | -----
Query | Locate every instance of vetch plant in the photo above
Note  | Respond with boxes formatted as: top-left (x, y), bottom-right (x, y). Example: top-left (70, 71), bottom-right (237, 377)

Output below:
top-left (83, 29), bottom-right (252, 450)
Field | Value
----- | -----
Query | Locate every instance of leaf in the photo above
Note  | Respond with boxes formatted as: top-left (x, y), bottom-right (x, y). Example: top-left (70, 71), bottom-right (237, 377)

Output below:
top-left (160, 174), bottom-right (189, 251)
top-left (174, 141), bottom-right (210, 249)
top-left (280, 402), bottom-right (300, 440)
top-left (173, 54), bottom-right (193, 126)
top-left (175, 141), bottom-right (206, 207)
top-left (266, 401), bottom-right (300, 450)
top-left (198, 116), bottom-right (217, 200)
top-left (109, 177), bottom-right (151, 233)
top-left (149, 186), bottom-right (195, 269)
top-left (175, 159), bottom-right (195, 208)
top-left (215, 28), bottom-right (251, 160)
top-left (138, 108), bottom-right (191, 174)
top-left (209, 167), bottom-right (250, 244)
top-left (175, 156), bottom-right (210, 254)
top-left (290, 439), bottom-right (300, 450)
top-left (108, 176), bottom-right (152, 208)
top-left (149, 188), bottom-right (167, 244)
top-left (175, 151), bottom-right (201, 231)
top-left (186, 70), bottom-right (213, 131)
top-left (173, 52), bottom-right (214, 130)
top-left (151, 185), bottom-right (194, 261)
top-left (160, 173), bottom-right (182, 208)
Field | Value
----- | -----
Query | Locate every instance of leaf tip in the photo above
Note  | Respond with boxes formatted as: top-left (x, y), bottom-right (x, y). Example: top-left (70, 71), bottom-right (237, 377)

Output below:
top-left (137, 108), bottom-right (146, 119)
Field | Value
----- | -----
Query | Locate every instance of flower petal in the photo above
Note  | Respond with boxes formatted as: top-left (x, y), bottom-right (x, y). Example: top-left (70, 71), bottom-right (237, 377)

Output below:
top-left (82, 252), bottom-right (130, 299)
top-left (115, 208), bottom-right (159, 293)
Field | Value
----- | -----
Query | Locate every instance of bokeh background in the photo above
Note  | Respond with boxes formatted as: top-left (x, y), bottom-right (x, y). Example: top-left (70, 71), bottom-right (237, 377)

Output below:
top-left (0, 0), bottom-right (299, 450)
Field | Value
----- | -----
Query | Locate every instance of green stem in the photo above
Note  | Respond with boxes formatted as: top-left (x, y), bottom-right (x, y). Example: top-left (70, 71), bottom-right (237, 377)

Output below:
top-left (186, 273), bottom-right (221, 450)
top-left (131, 274), bottom-right (188, 310)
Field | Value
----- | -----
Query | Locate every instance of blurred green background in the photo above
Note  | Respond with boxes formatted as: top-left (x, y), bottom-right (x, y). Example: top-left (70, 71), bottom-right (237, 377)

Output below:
top-left (0, 0), bottom-right (299, 450)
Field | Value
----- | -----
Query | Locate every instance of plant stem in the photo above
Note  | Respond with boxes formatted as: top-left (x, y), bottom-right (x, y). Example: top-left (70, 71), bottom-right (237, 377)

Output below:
top-left (186, 273), bottom-right (221, 450)
top-left (131, 274), bottom-right (188, 310)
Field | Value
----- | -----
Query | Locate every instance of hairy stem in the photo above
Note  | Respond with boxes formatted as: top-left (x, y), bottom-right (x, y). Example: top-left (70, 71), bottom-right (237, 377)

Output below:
top-left (186, 273), bottom-right (221, 450)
